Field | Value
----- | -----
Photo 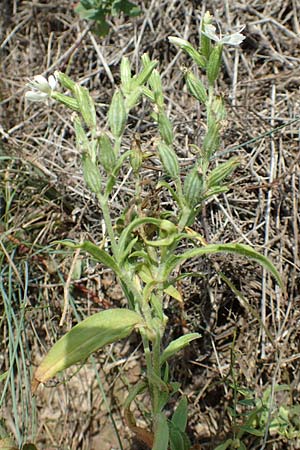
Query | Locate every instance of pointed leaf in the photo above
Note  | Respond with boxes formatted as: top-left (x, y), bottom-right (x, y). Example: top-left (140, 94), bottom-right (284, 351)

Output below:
top-left (32, 309), bottom-right (143, 392)
top-left (160, 333), bottom-right (201, 366)
top-left (168, 37), bottom-right (206, 68)
top-left (164, 285), bottom-right (182, 303)
top-left (133, 59), bottom-right (158, 87)
top-left (214, 440), bottom-right (233, 450)
top-left (55, 71), bottom-right (77, 93)
top-left (172, 397), bottom-right (188, 432)
top-left (165, 243), bottom-right (283, 289)
top-left (53, 240), bottom-right (120, 275)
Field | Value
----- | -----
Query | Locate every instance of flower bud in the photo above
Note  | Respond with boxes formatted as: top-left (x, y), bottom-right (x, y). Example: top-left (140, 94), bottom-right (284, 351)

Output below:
top-left (158, 111), bottom-right (174, 145)
top-left (183, 168), bottom-right (204, 207)
top-left (157, 143), bottom-right (179, 180)
top-left (108, 90), bottom-right (127, 138)
top-left (207, 43), bottom-right (223, 85)
top-left (98, 133), bottom-right (116, 173)
top-left (82, 153), bottom-right (102, 194)
top-left (185, 71), bottom-right (207, 104)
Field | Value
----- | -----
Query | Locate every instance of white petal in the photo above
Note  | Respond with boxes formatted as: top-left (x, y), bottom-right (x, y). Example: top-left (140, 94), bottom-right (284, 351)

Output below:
top-left (32, 75), bottom-right (50, 93)
top-left (48, 74), bottom-right (57, 90)
top-left (202, 24), bottom-right (219, 42)
top-left (25, 91), bottom-right (48, 102)
top-left (221, 33), bottom-right (245, 46)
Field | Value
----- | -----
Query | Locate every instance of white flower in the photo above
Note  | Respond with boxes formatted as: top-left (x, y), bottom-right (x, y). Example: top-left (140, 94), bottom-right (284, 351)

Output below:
top-left (25, 74), bottom-right (57, 102)
top-left (202, 23), bottom-right (245, 46)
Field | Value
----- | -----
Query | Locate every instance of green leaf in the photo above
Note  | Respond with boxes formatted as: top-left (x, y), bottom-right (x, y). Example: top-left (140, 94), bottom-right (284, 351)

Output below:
top-left (112, 0), bottom-right (141, 16)
top-left (0, 370), bottom-right (8, 382)
top-left (200, 15), bottom-right (212, 61)
top-left (117, 216), bottom-right (163, 260)
top-left (54, 240), bottom-right (121, 275)
top-left (160, 333), bottom-right (201, 366)
top-left (172, 397), bottom-right (188, 432)
top-left (152, 413), bottom-right (169, 450)
top-left (32, 309), bottom-right (143, 392)
top-left (238, 426), bottom-right (264, 437)
top-left (165, 243), bottom-right (283, 289)
top-left (94, 19), bottom-right (110, 37)
top-left (164, 285), bottom-right (182, 303)
top-left (22, 445), bottom-right (39, 450)
top-left (168, 37), bottom-right (206, 69)
top-left (169, 422), bottom-right (191, 450)
top-left (214, 439), bottom-right (233, 450)
top-left (169, 425), bottom-right (185, 450)
top-left (124, 87), bottom-right (142, 110)
top-left (124, 381), bottom-right (147, 409)
top-left (203, 186), bottom-right (228, 199)
top-left (133, 59), bottom-right (158, 87)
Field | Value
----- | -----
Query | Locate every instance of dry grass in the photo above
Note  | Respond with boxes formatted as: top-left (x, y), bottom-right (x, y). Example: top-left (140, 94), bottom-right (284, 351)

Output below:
top-left (1, 0), bottom-right (300, 449)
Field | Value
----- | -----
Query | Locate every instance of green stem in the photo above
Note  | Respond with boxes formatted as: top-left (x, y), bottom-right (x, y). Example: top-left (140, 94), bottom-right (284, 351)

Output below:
top-left (152, 332), bottom-right (162, 414)
top-left (97, 195), bottom-right (118, 257)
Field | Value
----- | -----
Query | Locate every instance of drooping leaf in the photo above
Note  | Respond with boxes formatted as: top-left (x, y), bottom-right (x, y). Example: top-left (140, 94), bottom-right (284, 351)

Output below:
top-left (32, 309), bottom-right (143, 393)
top-left (168, 37), bottom-right (206, 69)
top-left (164, 243), bottom-right (283, 289)
top-left (117, 216), bottom-right (163, 259)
